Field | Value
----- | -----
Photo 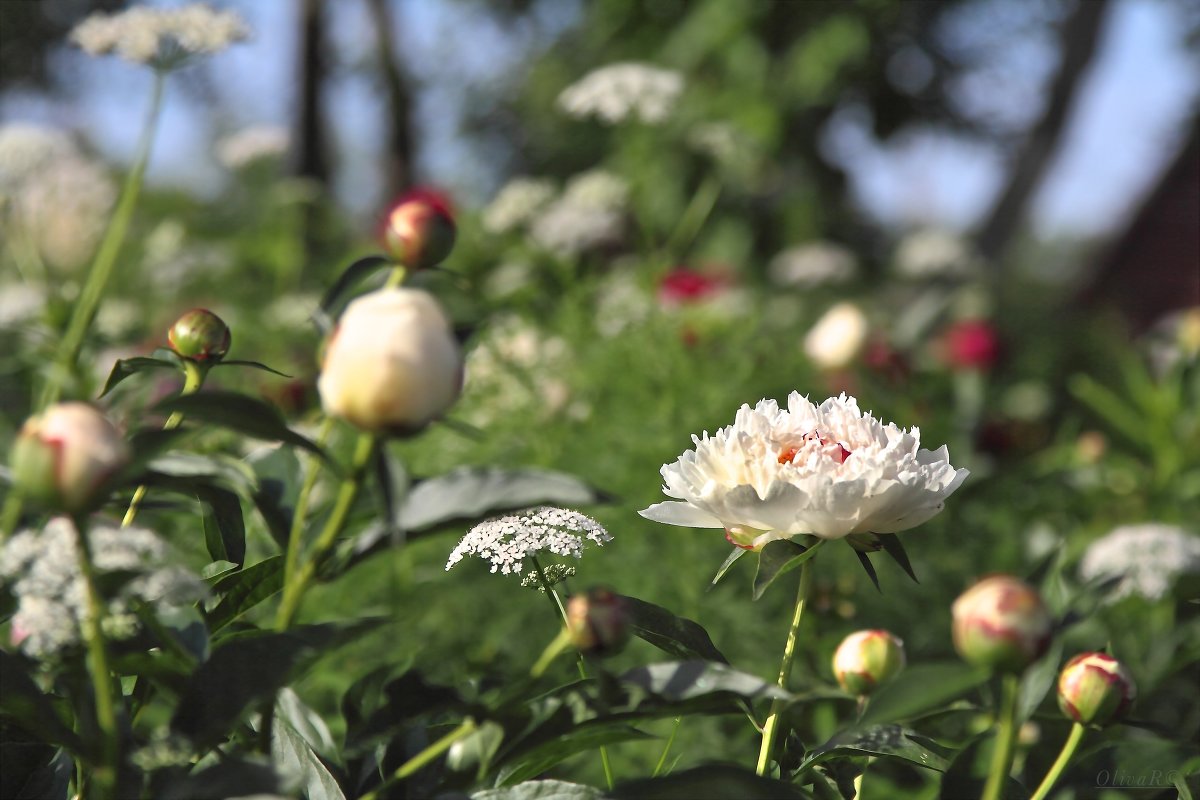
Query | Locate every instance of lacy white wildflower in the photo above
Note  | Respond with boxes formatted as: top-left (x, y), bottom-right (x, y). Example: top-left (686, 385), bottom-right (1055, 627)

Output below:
top-left (0, 124), bottom-right (76, 190)
top-left (0, 518), bottom-right (206, 659)
top-left (558, 62), bottom-right (684, 125)
top-left (769, 242), bottom-right (858, 288)
top-left (217, 125), bottom-right (289, 170)
top-left (482, 177), bottom-right (556, 234)
top-left (70, 4), bottom-right (249, 68)
top-left (446, 507), bottom-right (612, 575)
top-left (640, 393), bottom-right (968, 547)
top-left (0, 283), bottom-right (47, 329)
top-left (463, 316), bottom-right (576, 425)
top-left (1079, 523), bottom-right (1200, 601)
top-left (894, 229), bottom-right (979, 279)
top-left (528, 170), bottom-right (628, 257)
top-left (6, 154), bottom-right (116, 272)
top-left (594, 271), bottom-right (653, 337)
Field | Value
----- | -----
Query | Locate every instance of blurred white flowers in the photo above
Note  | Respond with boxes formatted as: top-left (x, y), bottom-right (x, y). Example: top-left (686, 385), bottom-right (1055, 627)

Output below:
top-left (483, 177), bottom-right (556, 234)
top-left (529, 169), bottom-right (628, 256)
top-left (804, 302), bottom-right (869, 371)
top-left (445, 506), bottom-right (612, 575)
top-left (1079, 523), bottom-right (1200, 601)
top-left (769, 242), bottom-right (858, 288)
top-left (217, 125), bottom-right (289, 170)
top-left (70, 3), bottom-right (249, 68)
top-left (640, 393), bottom-right (968, 547)
top-left (558, 62), bottom-right (684, 125)
top-left (894, 228), bottom-right (979, 279)
top-left (0, 518), bottom-right (205, 659)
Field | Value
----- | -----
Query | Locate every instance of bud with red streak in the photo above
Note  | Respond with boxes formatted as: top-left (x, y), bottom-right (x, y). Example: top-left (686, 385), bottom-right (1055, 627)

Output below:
top-left (833, 629), bottom-right (906, 696)
top-left (952, 575), bottom-right (1053, 672)
top-left (10, 403), bottom-right (130, 513)
top-left (168, 308), bottom-right (231, 362)
top-left (1057, 651), bottom-right (1136, 726)
top-left (566, 587), bottom-right (630, 656)
top-left (380, 188), bottom-right (457, 269)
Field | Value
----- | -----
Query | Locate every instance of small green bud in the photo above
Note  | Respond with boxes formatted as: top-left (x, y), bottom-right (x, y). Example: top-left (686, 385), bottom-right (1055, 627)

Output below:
top-left (1057, 652), bottom-right (1136, 726)
top-left (952, 575), bottom-right (1053, 673)
top-left (168, 308), bottom-right (231, 362)
top-left (566, 587), bottom-right (630, 656)
top-left (380, 189), bottom-right (456, 269)
top-left (833, 629), bottom-right (906, 696)
top-left (10, 403), bottom-right (130, 512)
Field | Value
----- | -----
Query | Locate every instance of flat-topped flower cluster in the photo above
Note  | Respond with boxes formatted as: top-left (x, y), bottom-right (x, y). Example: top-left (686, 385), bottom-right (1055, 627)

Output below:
top-left (446, 506), bottom-right (612, 575)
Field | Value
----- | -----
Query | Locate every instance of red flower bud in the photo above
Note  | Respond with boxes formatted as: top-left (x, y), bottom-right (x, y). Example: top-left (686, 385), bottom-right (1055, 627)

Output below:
top-left (1057, 652), bottom-right (1136, 726)
top-left (380, 188), bottom-right (457, 270)
top-left (940, 320), bottom-right (1000, 371)
top-left (952, 575), bottom-right (1053, 673)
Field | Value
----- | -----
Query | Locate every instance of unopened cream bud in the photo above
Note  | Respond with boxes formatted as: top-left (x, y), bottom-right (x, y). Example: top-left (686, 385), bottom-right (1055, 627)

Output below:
top-left (952, 575), bottom-right (1053, 673)
top-left (168, 308), bottom-right (231, 362)
top-left (833, 629), bottom-right (906, 696)
top-left (317, 288), bottom-right (462, 432)
top-left (10, 402), bottom-right (129, 512)
top-left (380, 189), bottom-right (456, 269)
top-left (1057, 652), bottom-right (1136, 726)
top-left (566, 587), bottom-right (630, 656)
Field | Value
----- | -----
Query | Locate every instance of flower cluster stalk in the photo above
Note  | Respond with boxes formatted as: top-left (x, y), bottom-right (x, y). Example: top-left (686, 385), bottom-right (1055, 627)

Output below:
top-left (122, 358), bottom-right (208, 527)
top-left (1029, 722), bottom-right (1086, 800)
top-left (981, 673), bottom-right (1021, 800)
top-left (756, 557), bottom-right (815, 776)
top-left (359, 718), bottom-right (478, 800)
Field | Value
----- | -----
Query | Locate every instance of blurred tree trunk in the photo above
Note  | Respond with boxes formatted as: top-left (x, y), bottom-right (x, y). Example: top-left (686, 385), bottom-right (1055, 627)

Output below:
top-left (977, 0), bottom-right (1110, 263)
top-left (366, 0), bottom-right (415, 200)
top-left (296, 0), bottom-right (328, 186)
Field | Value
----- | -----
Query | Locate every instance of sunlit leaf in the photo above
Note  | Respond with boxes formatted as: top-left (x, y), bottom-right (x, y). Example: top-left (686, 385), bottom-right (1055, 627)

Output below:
top-left (802, 724), bottom-right (951, 772)
top-left (205, 556), bottom-right (284, 633)
top-left (609, 765), bottom-right (812, 799)
top-left (98, 348), bottom-right (182, 398)
top-left (753, 539), bottom-right (822, 601)
top-left (620, 661), bottom-right (790, 703)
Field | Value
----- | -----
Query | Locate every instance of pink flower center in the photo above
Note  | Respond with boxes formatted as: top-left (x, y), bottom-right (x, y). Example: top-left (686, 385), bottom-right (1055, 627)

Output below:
top-left (778, 431), bottom-right (852, 465)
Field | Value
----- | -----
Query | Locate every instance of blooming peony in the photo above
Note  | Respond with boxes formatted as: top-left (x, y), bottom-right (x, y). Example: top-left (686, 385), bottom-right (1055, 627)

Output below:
top-left (639, 393), bottom-right (967, 547)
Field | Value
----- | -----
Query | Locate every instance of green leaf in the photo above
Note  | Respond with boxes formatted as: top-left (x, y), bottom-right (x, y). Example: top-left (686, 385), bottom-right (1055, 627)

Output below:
top-left (343, 669), bottom-right (464, 753)
top-left (620, 661), bottom-right (791, 703)
top-left (268, 690), bottom-right (345, 800)
top-left (0, 720), bottom-right (72, 800)
top-left (400, 467), bottom-right (602, 532)
top-left (205, 556), bottom-right (284, 633)
top-left (621, 594), bottom-right (727, 663)
top-left (158, 759), bottom-right (281, 800)
top-left (609, 765), bottom-right (811, 799)
top-left (152, 391), bottom-right (328, 459)
top-left (99, 349), bottom-right (182, 397)
top-left (710, 547), bottom-right (745, 586)
top-left (471, 780), bottom-right (605, 800)
top-left (1016, 639), bottom-right (1063, 725)
top-left (446, 720), bottom-right (506, 778)
top-left (495, 724), bottom-right (652, 787)
top-left (315, 254), bottom-right (392, 331)
top-left (939, 733), bottom-right (1030, 799)
top-left (854, 549), bottom-right (881, 592)
top-left (801, 725), bottom-right (951, 772)
top-left (199, 487), bottom-right (247, 567)
top-left (858, 662), bottom-right (989, 727)
top-left (212, 359), bottom-right (292, 378)
top-left (0, 651), bottom-right (82, 751)
top-left (877, 534), bottom-right (918, 583)
top-left (148, 453), bottom-right (259, 496)
top-left (753, 539), bottom-right (822, 601)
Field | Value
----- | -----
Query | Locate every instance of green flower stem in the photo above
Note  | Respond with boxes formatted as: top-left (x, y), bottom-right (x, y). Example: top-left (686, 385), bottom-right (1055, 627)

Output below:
top-left (359, 718), bottom-right (478, 800)
top-left (40, 71), bottom-right (166, 411)
top-left (530, 628), bottom-right (574, 678)
top-left (652, 717), bottom-right (682, 778)
top-left (982, 673), bottom-right (1022, 800)
top-left (663, 173), bottom-right (722, 260)
top-left (529, 556), bottom-right (615, 790)
top-left (1030, 722), bottom-right (1086, 800)
top-left (72, 515), bottom-right (118, 800)
top-left (282, 417), bottom-right (336, 585)
top-left (121, 359), bottom-right (208, 528)
top-left (275, 432), bottom-right (377, 631)
top-left (756, 556), bottom-right (815, 776)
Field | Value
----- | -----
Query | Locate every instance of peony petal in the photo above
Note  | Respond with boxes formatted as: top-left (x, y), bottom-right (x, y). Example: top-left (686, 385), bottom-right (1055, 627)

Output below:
top-left (638, 501), bottom-right (722, 528)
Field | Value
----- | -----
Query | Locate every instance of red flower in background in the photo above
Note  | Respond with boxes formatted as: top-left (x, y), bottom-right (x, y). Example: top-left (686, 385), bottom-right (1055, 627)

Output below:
top-left (657, 267), bottom-right (726, 306)
top-left (941, 319), bottom-right (1000, 370)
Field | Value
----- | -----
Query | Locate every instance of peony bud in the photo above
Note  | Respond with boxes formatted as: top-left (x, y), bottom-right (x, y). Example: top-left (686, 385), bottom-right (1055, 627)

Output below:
top-left (566, 587), bottom-right (630, 656)
top-left (10, 403), bottom-right (130, 512)
top-left (1057, 652), bottom-right (1136, 726)
top-left (804, 302), bottom-right (869, 371)
top-left (168, 308), bottom-right (231, 362)
top-left (833, 629), bottom-right (906, 696)
top-left (380, 189), bottom-right (456, 269)
top-left (317, 288), bottom-right (462, 432)
top-left (952, 575), bottom-right (1053, 673)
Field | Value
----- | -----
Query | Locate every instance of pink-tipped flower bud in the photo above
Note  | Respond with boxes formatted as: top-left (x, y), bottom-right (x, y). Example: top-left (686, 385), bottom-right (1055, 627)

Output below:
top-left (168, 308), bottom-right (231, 362)
top-left (10, 403), bottom-right (130, 512)
top-left (1057, 652), bottom-right (1136, 726)
top-left (317, 288), bottom-right (462, 432)
top-left (833, 629), bottom-right (906, 696)
top-left (566, 587), bottom-right (630, 656)
top-left (380, 189), bottom-right (457, 269)
top-left (952, 575), bottom-right (1053, 673)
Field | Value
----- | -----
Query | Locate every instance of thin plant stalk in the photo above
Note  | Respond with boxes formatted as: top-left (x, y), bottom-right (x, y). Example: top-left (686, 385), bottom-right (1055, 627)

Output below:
top-left (72, 515), bottom-right (118, 800)
top-left (663, 173), bottom-right (721, 260)
top-left (359, 718), bottom-right (478, 800)
top-left (755, 557), bottom-right (815, 776)
top-left (121, 358), bottom-right (208, 527)
top-left (282, 416), bottom-right (335, 585)
top-left (1029, 722), bottom-right (1086, 800)
top-left (652, 717), bottom-right (682, 778)
top-left (981, 673), bottom-right (1022, 800)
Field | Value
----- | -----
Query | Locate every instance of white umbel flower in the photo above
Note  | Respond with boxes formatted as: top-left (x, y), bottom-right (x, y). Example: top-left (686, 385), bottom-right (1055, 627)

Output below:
top-left (482, 177), bottom-right (556, 234)
top-left (640, 393), bottom-right (968, 547)
top-left (1079, 523), bottom-right (1200, 601)
top-left (558, 62), bottom-right (684, 125)
top-left (217, 125), bottom-right (289, 170)
top-left (769, 242), bottom-right (858, 288)
top-left (0, 124), bottom-right (76, 190)
top-left (445, 507), bottom-right (612, 575)
top-left (528, 169), bottom-right (628, 257)
top-left (70, 4), bottom-right (249, 68)
top-left (894, 229), bottom-right (979, 279)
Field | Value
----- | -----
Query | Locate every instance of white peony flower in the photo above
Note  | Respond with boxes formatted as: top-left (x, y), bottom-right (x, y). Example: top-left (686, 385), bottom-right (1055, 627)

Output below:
top-left (1079, 523), bottom-right (1200, 601)
top-left (482, 177), bottom-right (556, 234)
top-left (804, 302), bottom-right (869, 371)
top-left (557, 62), bottom-right (684, 125)
top-left (769, 242), bottom-right (858, 288)
top-left (318, 288), bottom-right (462, 431)
top-left (640, 393), bottom-right (968, 547)
top-left (70, 3), bottom-right (249, 69)
top-left (446, 506), bottom-right (612, 575)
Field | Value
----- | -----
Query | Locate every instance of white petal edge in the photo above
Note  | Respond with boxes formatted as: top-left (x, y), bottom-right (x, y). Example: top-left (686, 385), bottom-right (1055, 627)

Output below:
top-left (638, 501), bottom-right (723, 528)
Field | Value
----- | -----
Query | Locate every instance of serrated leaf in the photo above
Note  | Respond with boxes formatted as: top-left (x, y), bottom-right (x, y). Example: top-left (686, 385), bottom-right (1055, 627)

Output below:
top-left (855, 549), bottom-right (881, 592)
top-left (152, 391), bottom-right (328, 459)
top-left (315, 255), bottom-right (392, 331)
top-left (609, 765), bottom-right (811, 799)
top-left (877, 534), bottom-right (918, 583)
top-left (471, 780), bottom-right (605, 800)
top-left (622, 594), bottom-right (727, 663)
top-left (205, 556), bottom-right (284, 633)
top-left (753, 539), bottom-right (822, 601)
top-left (620, 661), bottom-right (790, 703)
top-left (213, 359), bottom-right (292, 378)
top-left (858, 662), bottom-right (989, 727)
top-left (710, 547), bottom-right (745, 586)
top-left (802, 724), bottom-right (951, 772)
top-left (99, 350), bottom-right (181, 397)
